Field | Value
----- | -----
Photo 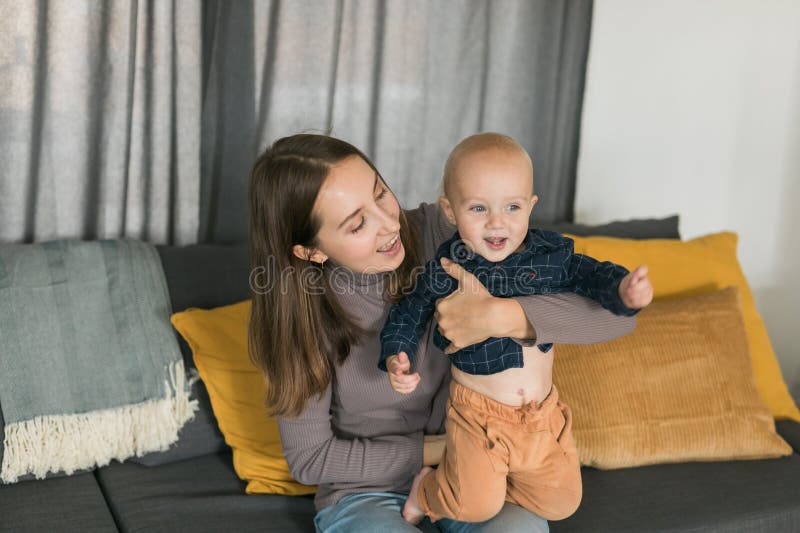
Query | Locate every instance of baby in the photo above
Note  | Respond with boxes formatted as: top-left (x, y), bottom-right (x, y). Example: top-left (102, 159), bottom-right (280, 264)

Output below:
top-left (378, 133), bottom-right (653, 524)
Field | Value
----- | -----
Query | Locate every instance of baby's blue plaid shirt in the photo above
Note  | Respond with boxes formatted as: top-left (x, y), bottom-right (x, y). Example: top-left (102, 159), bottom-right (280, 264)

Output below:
top-left (379, 229), bottom-right (639, 376)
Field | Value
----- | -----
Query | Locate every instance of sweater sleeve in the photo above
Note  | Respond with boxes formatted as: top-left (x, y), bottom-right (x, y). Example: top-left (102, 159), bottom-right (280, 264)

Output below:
top-left (512, 292), bottom-right (636, 346)
top-left (277, 384), bottom-right (424, 486)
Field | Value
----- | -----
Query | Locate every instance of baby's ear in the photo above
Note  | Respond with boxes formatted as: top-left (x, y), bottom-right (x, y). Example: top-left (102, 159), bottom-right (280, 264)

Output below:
top-left (438, 196), bottom-right (457, 226)
top-left (530, 194), bottom-right (539, 209)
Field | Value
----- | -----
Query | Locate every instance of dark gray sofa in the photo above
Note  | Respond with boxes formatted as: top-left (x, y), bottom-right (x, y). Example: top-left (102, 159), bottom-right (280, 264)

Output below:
top-left (3, 231), bottom-right (800, 532)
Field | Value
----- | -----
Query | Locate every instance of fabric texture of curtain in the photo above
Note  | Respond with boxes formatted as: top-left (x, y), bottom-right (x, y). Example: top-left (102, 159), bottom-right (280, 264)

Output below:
top-left (0, 0), bottom-right (202, 245)
top-left (0, 0), bottom-right (593, 245)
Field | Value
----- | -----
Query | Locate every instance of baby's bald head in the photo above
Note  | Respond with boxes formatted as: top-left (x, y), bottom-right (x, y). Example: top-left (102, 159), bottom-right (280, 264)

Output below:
top-left (437, 132), bottom-right (538, 262)
top-left (443, 132), bottom-right (533, 198)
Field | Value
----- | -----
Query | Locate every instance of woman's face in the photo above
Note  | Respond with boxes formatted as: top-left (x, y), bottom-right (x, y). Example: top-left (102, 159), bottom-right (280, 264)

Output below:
top-left (310, 155), bottom-right (405, 273)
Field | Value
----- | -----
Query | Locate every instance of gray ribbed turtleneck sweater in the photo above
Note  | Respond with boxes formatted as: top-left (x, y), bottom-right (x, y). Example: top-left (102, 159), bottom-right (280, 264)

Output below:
top-left (278, 202), bottom-right (635, 511)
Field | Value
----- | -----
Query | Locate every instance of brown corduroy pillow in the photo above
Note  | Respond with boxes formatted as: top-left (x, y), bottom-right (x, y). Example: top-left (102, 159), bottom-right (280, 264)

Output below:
top-left (553, 287), bottom-right (792, 469)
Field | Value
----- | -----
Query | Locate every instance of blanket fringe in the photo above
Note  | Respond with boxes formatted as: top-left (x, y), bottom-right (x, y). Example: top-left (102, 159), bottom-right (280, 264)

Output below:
top-left (1, 359), bottom-right (198, 483)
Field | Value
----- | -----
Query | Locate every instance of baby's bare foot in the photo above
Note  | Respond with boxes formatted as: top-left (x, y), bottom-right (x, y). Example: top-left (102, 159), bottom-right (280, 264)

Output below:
top-left (402, 466), bottom-right (434, 524)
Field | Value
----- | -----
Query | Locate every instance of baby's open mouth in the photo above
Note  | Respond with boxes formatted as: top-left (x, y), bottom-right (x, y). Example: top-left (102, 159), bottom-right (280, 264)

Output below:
top-left (484, 237), bottom-right (507, 251)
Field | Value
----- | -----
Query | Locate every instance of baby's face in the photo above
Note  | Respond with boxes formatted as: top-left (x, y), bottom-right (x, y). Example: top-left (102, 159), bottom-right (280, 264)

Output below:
top-left (440, 147), bottom-right (537, 263)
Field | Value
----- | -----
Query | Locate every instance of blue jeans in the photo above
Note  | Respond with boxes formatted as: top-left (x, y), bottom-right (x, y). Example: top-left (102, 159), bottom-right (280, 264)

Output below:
top-left (314, 491), bottom-right (549, 533)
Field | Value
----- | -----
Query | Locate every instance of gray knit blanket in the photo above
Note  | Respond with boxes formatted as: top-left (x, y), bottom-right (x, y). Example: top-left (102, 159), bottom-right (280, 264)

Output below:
top-left (0, 239), bottom-right (197, 483)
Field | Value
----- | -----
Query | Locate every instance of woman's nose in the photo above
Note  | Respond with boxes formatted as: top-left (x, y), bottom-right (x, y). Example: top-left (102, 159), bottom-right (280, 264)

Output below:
top-left (376, 205), bottom-right (401, 233)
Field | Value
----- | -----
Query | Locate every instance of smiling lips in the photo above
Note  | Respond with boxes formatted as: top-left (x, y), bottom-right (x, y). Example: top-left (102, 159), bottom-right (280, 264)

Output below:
top-left (378, 234), bottom-right (401, 253)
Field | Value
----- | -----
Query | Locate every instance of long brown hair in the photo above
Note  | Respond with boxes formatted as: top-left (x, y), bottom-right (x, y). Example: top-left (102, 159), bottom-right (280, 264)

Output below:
top-left (248, 134), bottom-right (421, 417)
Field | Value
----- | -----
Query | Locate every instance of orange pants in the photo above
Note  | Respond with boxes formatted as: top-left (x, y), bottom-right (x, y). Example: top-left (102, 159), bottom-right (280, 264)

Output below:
top-left (419, 381), bottom-right (582, 523)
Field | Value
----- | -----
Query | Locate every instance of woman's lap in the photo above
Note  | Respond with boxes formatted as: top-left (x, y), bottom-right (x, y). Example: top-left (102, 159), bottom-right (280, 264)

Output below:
top-left (314, 492), bottom-right (420, 533)
top-left (314, 492), bottom-right (548, 533)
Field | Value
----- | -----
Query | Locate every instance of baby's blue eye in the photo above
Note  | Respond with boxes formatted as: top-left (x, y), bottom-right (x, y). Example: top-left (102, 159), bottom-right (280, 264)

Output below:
top-left (507, 204), bottom-right (520, 211)
top-left (470, 205), bottom-right (486, 213)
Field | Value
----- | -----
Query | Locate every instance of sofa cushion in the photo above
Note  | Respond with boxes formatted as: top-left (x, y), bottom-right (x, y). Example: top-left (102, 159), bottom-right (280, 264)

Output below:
top-left (97, 451), bottom-right (317, 532)
top-left (540, 215), bottom-right (680, 240)
top-left (568, 232), bottom-right (800, 422)
top-left (95, 450), bottom-right (800, 533)
top-left (553, 453), bottom-right (800, 532)
top-left (171, 300), bottom-right (318, 496)
top-left (0, 472), bottom-right (117, 532)
top-left (156, 243), bottom-right (251, 323)
top-left (554, 287), bottom-right (791, 469)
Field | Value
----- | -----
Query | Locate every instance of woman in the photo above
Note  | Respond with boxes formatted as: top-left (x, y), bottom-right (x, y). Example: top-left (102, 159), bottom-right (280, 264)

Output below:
top-left (247, 134), bottom-right (634, 532)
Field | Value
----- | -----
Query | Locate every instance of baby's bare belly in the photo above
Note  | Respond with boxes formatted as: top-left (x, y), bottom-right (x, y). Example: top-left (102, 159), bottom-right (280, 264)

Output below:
top-left (451, 345), bottom-right (554, 406)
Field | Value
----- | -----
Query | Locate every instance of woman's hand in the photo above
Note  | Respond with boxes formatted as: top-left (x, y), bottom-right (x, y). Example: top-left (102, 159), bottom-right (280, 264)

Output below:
top-left (434, 258), bottom-right (535, 354)
top-left (423, 434), bottom-right (446, 466)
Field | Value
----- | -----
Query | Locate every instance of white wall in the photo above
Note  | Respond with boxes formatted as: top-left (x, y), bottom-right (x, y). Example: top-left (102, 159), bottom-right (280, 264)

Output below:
top-left (576, 0), bottom-right (800, 397)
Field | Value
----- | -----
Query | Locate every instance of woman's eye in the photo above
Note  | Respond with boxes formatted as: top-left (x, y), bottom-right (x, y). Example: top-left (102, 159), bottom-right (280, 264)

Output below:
top-left (376, 187), bottom-right (388, 200)
top-left (351, 218), bottom-right (366, 233)
top-left (470, 205), bottom-right (486, 213)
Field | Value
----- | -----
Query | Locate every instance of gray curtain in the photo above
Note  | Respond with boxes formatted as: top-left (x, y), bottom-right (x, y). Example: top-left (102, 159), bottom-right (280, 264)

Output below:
top-left (0, 0), bottom-right (202, 245)
top-left (0, 0), bottom-right (593, 245)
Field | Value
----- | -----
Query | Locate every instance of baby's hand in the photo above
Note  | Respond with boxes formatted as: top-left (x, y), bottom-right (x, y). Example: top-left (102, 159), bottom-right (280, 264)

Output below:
top-left (619, 265), bottom-right (654, 309)
top-left (387, 352), bottom-right (421, 394)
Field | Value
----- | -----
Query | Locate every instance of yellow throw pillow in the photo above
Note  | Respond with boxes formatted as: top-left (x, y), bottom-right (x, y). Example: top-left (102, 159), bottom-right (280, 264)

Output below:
top-left (554, 287), bottom-right (793, 469)
top-left (565, 231), bottom-right (800, 422)
top-left (171, 300), bottom-right (315, 495)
